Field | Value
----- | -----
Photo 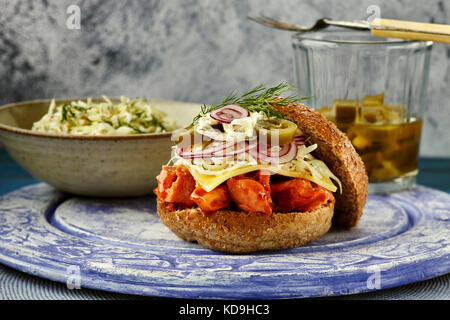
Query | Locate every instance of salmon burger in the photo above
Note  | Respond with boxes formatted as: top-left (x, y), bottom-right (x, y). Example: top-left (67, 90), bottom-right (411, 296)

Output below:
top-left (154, 84), bottom-right (368, 253)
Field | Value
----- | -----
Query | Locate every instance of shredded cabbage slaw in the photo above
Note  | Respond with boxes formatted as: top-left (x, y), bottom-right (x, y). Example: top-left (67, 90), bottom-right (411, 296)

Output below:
top-left (171, 111), bottom-right (342, 193)
top-left (32, 96), bottom-right (178, 135)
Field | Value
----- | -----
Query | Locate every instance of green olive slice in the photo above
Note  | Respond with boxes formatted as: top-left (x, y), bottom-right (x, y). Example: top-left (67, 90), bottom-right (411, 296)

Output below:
top-left (255, 118), bottom-right (298, 145)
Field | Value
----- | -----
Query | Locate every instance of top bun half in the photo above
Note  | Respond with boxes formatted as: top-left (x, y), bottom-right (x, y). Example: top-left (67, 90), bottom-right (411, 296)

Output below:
top-left (275, 102), bottom-right (368, 228)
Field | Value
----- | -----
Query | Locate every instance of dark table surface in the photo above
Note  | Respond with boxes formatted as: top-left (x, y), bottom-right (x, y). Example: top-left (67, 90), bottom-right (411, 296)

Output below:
top-left (0, 149), bottom-right (449, 300)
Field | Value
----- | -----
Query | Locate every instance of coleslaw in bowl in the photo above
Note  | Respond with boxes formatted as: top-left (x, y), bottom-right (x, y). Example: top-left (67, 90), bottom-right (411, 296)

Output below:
top-left (0, 97), bottom-right (201, 197)
top-left (32, 96), bottom-right (178, 136)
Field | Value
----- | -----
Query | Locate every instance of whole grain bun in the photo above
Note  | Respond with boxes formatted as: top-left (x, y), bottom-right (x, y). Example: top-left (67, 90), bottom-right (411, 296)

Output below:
top-left (274, 102), bottom-right (368, 228)
top-left (157, 199), bottom-right (334, 253)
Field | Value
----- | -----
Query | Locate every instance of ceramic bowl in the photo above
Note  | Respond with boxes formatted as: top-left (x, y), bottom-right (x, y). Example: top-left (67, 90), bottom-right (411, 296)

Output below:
top-left (0, 98), bottom-right (201, 197)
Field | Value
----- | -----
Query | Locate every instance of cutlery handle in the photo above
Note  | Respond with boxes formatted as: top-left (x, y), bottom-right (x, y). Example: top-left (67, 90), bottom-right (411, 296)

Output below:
top-left (370, 18), bottom-right (450, 43)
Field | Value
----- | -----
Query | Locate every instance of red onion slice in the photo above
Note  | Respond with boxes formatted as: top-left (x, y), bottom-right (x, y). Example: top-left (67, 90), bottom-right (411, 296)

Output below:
top-left (294, 135), bottom-right (306, 146)
top-left (176, 146), bottom-right (214, 159)
top-left (210, 105), bottom-right (250, 124)
top-left (176, 140), bottom-right (243, 159)
top-left (203, 140), bottom-right (236, 154)
top-left (212, 140), bottom-right (257, 157)
top-left (177, 134), bottom-right (302, 164)
top-left (249, 141), bottom-right (298, 164)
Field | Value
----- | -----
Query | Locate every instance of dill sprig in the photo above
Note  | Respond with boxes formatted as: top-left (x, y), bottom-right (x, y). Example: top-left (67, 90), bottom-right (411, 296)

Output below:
top-left (149, 114), bottom-right (167, 131)
top-left (60, 103), bottom-right (89, 123)
top-left (192, 83), bottom-right (308, 124)
top-left (60, 104), bottom-right (75, 123)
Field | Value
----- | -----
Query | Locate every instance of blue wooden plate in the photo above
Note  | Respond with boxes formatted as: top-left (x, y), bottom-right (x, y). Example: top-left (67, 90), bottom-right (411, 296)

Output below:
top-left (0, 183), bottom-right (449, 299)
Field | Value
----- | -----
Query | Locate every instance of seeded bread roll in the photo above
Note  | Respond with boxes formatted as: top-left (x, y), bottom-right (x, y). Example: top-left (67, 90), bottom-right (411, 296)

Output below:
top-left (156, 101), bottom-right (368, 253)
top-left (274, 102), bottom-right (368, 228)
top-left (157, 199), bottom-right (334, 253)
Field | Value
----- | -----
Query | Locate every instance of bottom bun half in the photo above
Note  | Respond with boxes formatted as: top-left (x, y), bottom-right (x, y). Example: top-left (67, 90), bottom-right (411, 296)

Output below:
top-left (157, 199), bottom-right (335, 253)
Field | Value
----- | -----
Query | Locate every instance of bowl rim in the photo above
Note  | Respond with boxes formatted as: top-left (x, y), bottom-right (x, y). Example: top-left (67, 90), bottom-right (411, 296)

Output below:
top-left (0, 97), bottom-right (200, 141)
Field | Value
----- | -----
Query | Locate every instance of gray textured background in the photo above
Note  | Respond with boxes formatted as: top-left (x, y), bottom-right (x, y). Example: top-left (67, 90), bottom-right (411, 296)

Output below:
top-left (0, 0), bottom-right (449, 156)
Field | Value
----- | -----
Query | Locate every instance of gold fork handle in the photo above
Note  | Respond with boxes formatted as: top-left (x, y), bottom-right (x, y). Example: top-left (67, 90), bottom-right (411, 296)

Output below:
top-left (371, 18), bottom-right (450, 43)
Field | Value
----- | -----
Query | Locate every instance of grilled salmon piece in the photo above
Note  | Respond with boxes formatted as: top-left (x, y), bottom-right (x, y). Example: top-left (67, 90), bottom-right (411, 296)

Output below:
top-left (154, 166), bottom-right (196, 207)
top-left (253, 170), bottom-right (271, 193)
top-left (190, 184), bottom-right (232, 214)
top-left (271, 178), bottom-right (334, 212)
top-left (227, 175), bottom-right (273, 215)
top-left (154, 166), bottom-right (177, 199)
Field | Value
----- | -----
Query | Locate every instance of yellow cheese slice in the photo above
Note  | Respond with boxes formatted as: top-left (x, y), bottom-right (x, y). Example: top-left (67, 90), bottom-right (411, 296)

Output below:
top-left (188, 164), bottom-right (337, 193)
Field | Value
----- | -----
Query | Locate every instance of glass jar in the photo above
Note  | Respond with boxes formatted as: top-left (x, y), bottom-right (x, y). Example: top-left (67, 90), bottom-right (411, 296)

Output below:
top-left (292, 30), bottom-right (433, 194)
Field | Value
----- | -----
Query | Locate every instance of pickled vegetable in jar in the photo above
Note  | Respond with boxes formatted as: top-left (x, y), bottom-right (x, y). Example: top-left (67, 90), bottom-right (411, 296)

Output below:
top-left (318, 96), bottom-right (422, 182)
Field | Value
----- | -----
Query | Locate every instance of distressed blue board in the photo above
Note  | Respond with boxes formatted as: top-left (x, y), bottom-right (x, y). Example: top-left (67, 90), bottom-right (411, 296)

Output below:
top-left (0, 183), bottom-right (448, 299)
